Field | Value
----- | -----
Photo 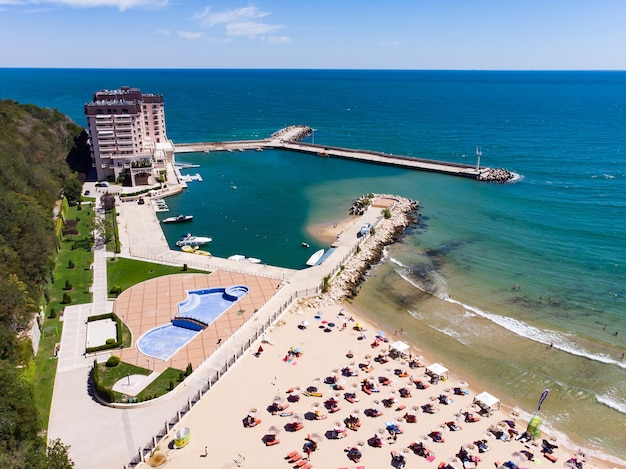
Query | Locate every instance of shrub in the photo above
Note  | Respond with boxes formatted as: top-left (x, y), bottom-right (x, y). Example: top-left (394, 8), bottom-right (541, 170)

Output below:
top-left (68, 259), bottom-right (75, 268)
top-left (48, 308), bottom-right (57, 319)
top-left (62, 293), bottom-right (71, 304)
top-left (106, 356), bottom-right (120, 367)
top-left (185, 363), bottom-right (193, 376)
top-left (63, 279), bottom-right (72, 290)
top-left (383, 208), bottom-right (392, 219)
top-left (109, 285), bottom-right (122, 296)
top-left (168, 380), bottom-right (174, 391)
top-left (182, 263), bottom-right (188, 272)
top-left (105, 338), bottom-right (116, 345)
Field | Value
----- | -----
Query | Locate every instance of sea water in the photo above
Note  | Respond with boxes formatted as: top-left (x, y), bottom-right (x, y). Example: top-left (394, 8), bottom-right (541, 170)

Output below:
top-left (1, 69), bottom-right (625, 463)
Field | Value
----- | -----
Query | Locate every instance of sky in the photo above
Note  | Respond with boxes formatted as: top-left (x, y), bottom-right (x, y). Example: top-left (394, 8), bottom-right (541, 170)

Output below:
top-left (1, 0), bottom-right (625, 69)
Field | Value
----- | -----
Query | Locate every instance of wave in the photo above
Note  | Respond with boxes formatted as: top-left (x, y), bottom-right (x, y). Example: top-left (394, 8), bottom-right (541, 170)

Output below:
top-left (444, 296), bottom-right (626, 369)
top-left (391, 258), bottom-right (450, 299)
top-left (596, 393), bottom-right (626, 415)
top-left (392, 259), bottom-right (626, 370)
top-left (508, 171), bottom-right (524, 183)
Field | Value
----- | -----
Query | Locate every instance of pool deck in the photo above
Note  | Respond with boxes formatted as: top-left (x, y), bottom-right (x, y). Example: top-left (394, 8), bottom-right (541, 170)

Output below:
top-left (115, 272), bottom-right (279, 373)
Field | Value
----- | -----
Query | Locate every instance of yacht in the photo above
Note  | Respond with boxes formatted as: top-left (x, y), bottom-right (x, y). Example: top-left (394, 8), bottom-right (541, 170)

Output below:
top-left (176, 233), bottom-right (212, 247)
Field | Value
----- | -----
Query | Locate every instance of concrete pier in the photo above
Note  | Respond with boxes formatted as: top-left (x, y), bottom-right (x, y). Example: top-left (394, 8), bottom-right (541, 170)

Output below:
top-left (174, 125), bottom-right (515, 182)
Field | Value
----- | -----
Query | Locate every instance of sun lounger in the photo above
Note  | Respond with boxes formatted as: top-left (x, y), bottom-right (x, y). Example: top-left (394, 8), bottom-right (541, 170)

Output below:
top-left (295, 459), bottom-right (309, 467)
top-left (543, 452), bottom-right (558, 463)
top-left (285, 451), bottom-right (301, 461)
top-left (299, 463), bottom-right (312, 469)
top-left (265, 437), bottom-right (280, 446)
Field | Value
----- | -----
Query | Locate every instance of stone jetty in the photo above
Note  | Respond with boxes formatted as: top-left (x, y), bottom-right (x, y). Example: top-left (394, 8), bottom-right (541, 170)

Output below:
top-left (176, 125), bottom-right (517, 183)
top-left (299, 194), bottom-right (419, 309)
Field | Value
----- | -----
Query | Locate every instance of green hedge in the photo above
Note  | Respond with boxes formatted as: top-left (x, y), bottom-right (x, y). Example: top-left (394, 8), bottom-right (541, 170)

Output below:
top-left (85, 313), bottom-right (123, 353)
top-left (92, 360), bottom-right (115, 403)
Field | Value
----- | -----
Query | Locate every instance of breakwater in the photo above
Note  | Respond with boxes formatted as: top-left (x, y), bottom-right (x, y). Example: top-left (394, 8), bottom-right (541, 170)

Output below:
top-left (175, 125), bottom-right (516, 182)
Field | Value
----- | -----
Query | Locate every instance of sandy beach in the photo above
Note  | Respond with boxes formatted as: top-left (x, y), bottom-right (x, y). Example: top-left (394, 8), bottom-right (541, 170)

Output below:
top-left (140, 196), bottom-right (609, 469)
top-left (150, 302), bottom-right (603, 469)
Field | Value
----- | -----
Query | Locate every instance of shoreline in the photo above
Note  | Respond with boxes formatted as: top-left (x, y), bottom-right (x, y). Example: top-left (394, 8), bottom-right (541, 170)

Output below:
top-left (150, 194), bottom-right (615, 469)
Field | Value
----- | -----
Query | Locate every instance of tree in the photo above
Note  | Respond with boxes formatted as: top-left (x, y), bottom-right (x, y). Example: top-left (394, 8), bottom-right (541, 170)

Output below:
top-left (100, 193), bottom-right (115, 212)
top-left (62, 175), bottom-right (82, 204)
top-left (45, 439), bottom-right (74, 469)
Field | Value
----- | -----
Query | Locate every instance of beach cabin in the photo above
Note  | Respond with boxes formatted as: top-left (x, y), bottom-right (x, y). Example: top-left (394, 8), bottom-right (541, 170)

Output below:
top-left (426, 363), bottom-right (449, 382)
top-left (389, 340), bottom-right (410, 359)
top-left (473, 391), bottom-right (501, 416)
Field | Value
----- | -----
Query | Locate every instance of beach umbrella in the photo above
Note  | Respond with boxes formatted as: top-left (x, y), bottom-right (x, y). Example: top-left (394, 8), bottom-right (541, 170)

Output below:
top-left (301, 320), bottom-right (309, 327)
top-left (328, 322), bottom-right (336, 328)
top-left (458, 380), bottom-right (469, 388)
top-left (322, 320), bottom-right (328, 325)
top-left (291, 413), bottom-right (304, 424)
top-left (267, 425), bottom-right (282, 435)
top-left (377, 330), bottom-right (386, 338)
top-left (308, 432), bottom-right (323, 443)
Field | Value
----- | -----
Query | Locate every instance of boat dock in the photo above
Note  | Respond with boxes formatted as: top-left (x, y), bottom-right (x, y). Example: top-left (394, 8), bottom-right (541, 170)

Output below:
top-left (174, 125), bottom-right (514, 182)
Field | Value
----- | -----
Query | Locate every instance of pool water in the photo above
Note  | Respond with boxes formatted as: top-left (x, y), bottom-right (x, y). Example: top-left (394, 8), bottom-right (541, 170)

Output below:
top-left (137, 285), bottom-right (249, 361)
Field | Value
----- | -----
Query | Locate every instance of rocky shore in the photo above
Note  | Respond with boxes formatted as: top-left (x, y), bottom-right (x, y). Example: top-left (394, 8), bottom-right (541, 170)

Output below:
top-left (300, 194), bottom-right (419, 309)
top-left (477, 166), bottom-right (517, 182)
top-left (271, 124), bottom-right (313, 141)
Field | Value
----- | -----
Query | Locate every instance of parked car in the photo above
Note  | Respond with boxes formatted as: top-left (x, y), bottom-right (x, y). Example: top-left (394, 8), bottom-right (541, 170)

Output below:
top-left (95, 181), bottom-right (109, 187)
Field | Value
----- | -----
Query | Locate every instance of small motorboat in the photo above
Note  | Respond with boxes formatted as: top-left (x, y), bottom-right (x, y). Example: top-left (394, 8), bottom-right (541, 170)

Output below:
top-left (162, 214), bottom-right (193, 224)
top-left (306, 249), bottom-right (324, 267)
top-left (301, 242), bottom-right (310, 248)
top-left (176, 233), bottom-right (212, 247)
top-left (228, 254), bottom-right (261, 264)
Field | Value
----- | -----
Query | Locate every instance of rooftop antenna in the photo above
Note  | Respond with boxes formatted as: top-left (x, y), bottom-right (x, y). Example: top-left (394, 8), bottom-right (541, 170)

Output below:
top-left (475, 146), bottom-right (482, 171)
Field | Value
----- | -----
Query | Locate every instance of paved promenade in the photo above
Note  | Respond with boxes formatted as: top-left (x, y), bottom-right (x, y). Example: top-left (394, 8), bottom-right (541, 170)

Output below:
top-left (47, 181), bottom-right (385, 468)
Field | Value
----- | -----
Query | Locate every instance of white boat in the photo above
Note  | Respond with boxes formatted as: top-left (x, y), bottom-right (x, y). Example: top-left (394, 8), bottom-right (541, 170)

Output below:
top-left (162, 214), bottom-right (193, 224)
top-left (176, 233), bottom-right (212, 247)
top-left (305, 249), bottom-right (324, 267)
top-left (228, 254), bottom-right (261, 264)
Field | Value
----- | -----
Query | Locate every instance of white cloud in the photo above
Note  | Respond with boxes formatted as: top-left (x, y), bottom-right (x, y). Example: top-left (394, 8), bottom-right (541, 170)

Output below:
top-left (31, 0), bottom-right (167, 11)
top-left (193, 5), bottom-right (284, 39)
top-left (178, 31), bottom-right (204, 40)
top-left (267, 36), bottom-right (291, 44)
top-left (380, 40), bottom-right (401, 47)
top-left (225, 21), bottom-right (281, 37)
top-left (195, 6), bottom-right (270, 28)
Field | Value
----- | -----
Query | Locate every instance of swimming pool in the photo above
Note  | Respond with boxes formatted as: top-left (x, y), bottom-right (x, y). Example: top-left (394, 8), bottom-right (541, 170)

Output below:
top-left (137, 285), bottom-right (249, 361)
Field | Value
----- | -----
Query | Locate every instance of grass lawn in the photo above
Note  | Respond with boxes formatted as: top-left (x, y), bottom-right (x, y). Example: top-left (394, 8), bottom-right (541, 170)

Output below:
top-left (107, 257), bottom-right (206, 297)
top-left (97, 363), bottom-right (188, 403)
top-left (33, 203), bottom-right (95, 429)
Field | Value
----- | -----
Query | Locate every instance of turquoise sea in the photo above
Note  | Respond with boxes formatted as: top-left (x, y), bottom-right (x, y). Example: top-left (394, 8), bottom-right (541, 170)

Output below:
top-left (2, 69), bottom-right (625, 464)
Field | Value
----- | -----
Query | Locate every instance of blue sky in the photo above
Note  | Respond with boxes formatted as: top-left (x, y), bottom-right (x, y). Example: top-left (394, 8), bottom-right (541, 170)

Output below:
top-left (1, 0), bottom-right (625, 69)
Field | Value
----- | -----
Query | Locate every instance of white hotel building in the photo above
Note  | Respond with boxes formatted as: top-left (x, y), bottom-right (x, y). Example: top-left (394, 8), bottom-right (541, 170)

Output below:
top-left (85, 86), bottom-right (175, 186)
